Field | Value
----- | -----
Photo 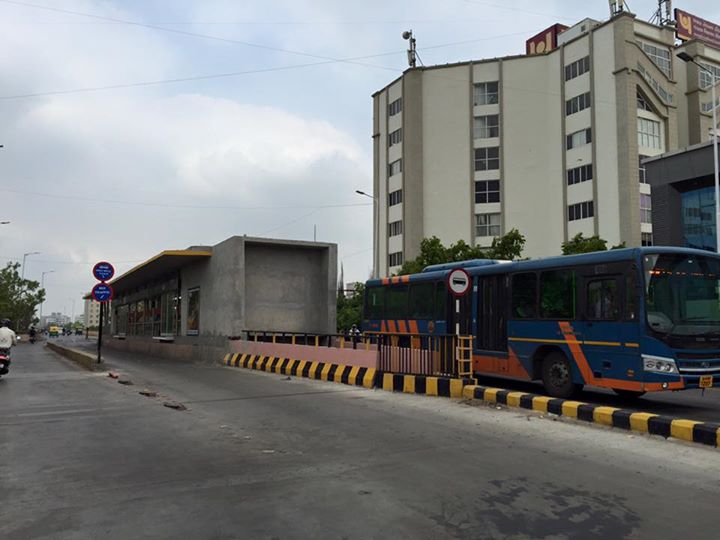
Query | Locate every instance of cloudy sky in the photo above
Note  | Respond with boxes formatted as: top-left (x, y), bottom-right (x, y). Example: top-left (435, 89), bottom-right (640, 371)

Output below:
top-left (1, 0), bottom-right (718, 317)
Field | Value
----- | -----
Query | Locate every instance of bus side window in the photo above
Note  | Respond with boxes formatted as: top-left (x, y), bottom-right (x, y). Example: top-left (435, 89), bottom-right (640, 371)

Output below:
top-left (539, 270), bottom-right (575, 319)
top-left (365, 286), bottom-right (385, 319)
top-left (587, 279), bottom-right (620, 321)
top-left (511, 273), bottom-right (537, 319)
top-left (625, 274), bottom-right (638, 321)
top-left (434, 282), bottom-right (447, 320)
top-left (409, 282), bottom-right (434, 319)
top-left (387, 285), bottom-right (409, 319)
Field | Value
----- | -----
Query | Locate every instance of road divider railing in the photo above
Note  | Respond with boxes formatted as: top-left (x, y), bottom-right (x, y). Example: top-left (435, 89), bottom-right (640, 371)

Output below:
top-left (242, 330), bottom-right (378, 351)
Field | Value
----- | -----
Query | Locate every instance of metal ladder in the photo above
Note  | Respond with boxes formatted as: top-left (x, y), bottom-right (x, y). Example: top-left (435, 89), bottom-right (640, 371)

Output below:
top-left (456, 336), bottom-right (473, 378)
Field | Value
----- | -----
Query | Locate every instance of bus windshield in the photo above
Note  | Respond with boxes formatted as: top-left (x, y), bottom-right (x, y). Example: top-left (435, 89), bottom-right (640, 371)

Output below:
top-left (644, 253), bottom-right (720, 337)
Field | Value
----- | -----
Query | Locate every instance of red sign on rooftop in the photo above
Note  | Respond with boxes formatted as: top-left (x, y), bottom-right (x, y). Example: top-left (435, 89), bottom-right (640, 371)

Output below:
top-left (526, 24), bottom-right (569, 55)
top-left (675, 9), bottom-right (720, 50)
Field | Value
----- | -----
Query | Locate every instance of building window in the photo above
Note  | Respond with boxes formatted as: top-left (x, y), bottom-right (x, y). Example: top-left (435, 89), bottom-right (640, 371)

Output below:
top-left (388, 98), bottom-right (402, 116)
top-left (475, 213), bottom-right (501, 237)
top-left (641, 232), bottom-right (653, 246)
top-left (637, 63), bottom-right (673, 104)
top-left (565, 92), bottom-right (591, 116)
top-left (473, 115), bottom-right (499, 139)
top-left (473, 81), bottom-right (499, 106)
top-left (637, 118), bottom-right (661, 149)
top-left (388, 189), bottom-right (403, 206)
top-left (682, 187), bottom-right (717, 251)
top-left (564, 56), bottom-right (590, 81)
top-left (388, 128), bottom-right (402, 147)
top-left (639, 155), bottom-right (649, 184)
top-left (637, 90), bottom-right (652, 111)
top-left (699, 62), bottom-right (720, 90)
top-left (187, 287), bottom-right (200, 336)
top-left (567, 164), bottom-right (593, 186)
top-left (566, 128), bottom-right (592, 150)
top-left (641, 193), bottom-right (652, 224)
top-left (388, 159), bottom-right (403, 177)
top-left (474, 147), bottom-right (500, 171)
top-left (568, 200), bottom-right (594, 221)
top-left (475, 180), bottom-right (500, 203)
top-left (388, 252), bottom-right (403, 267)
top-left (638, 41), bottom-right (671, 78)
top-left (388, 220), bottom-right (403, 237)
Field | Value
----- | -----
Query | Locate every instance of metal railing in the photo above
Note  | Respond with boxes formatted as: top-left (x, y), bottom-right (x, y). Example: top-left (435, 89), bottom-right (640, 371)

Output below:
top-left (370, 332), bottom-right (457, 376)
top-left (241, 330), bottom-right (379, 350)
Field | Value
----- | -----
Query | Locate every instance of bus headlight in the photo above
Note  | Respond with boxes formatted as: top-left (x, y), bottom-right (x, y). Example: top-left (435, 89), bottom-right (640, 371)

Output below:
top-left (642, 355), bottom-right (678, 374)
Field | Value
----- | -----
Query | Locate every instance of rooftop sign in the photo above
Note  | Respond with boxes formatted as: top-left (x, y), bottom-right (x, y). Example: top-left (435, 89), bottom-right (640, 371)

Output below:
top-left (675, 9), bottom-right (720, 50)
top-left (526, 24), bottom-right (568, 55)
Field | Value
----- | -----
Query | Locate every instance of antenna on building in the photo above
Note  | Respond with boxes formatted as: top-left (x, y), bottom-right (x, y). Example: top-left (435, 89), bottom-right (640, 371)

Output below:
top-left (403, 30), bottom-right (417, 68)
top-left (609, 0), bottom-right (625, 16)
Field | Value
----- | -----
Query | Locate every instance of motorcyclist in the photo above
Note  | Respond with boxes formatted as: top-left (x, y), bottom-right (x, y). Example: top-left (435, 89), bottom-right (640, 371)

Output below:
top-left (0, 319), bottom-right (17, 352)
top-left (29, 325), bottom-right (37, 344)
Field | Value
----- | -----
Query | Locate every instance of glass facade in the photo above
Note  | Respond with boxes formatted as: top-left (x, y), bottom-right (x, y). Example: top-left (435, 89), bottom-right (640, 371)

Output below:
top-left (682, 186), bottom-right (716, 252)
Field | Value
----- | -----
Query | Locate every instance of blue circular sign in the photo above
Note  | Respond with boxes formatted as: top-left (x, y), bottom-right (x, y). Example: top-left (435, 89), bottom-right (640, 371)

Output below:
top-left (92, 283), bottom-right (114, 302)
top-left (93, 261), bottom-right (115, 282)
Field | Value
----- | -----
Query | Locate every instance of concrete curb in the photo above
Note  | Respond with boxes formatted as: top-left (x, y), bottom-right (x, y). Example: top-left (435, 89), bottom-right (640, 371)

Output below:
top-left (46, 342), bottom-right (102, 371)
top-left (378, 372), bottom-right (477, 398)
top-left (223, 353), bottom-right (376, 388)
top-left (463, 385), bottom-right (720, 448)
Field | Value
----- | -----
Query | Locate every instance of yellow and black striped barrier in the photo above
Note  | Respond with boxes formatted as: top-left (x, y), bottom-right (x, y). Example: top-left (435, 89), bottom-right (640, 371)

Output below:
top-left (378, 372), bottom-right (476, 398)
top-left (463, 385), bottom-right (720, 448)
top-left (223, 353), bottom-right (376, 388)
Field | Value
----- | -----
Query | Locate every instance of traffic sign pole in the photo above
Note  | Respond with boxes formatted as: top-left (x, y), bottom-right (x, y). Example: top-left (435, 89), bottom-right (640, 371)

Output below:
top-left (97, 302), bottom-right (103, 364)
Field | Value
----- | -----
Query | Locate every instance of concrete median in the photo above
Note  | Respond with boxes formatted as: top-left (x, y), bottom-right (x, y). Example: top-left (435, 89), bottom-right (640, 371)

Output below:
top-left (46, 342), bottom-right (102, 371)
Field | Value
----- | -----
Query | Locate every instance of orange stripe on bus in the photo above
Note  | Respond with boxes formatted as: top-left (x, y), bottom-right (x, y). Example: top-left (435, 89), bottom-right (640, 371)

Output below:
top-left (387, 320), bottom-right (397, 333)
top-left (408, 320), bottom-right (419, 334)
top-left (401, 275), bottom-right (410, 283)
top-left (397, 320), bottom-right (408, 333)
top-left (381, 320), bottom-right (387, 332)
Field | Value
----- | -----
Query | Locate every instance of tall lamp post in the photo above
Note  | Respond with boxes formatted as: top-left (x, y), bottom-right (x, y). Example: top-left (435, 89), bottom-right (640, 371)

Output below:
top-left (21, 251), bottom-right (41, 280)
top-left (678, 51), bottom-right (720, 252)
top-left (40, 270), bottom-right (55, 321)
top-left (356, 190), bottom-right (379, 278)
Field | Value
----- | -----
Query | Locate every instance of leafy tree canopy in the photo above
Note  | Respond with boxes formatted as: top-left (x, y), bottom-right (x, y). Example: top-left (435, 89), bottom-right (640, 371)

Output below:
top-left (397, 229), bottom-right (526, 275)
top-left (0, 262), bottom-right (46, 331)
top-left (337, 282), bottom-right (365, 332)
top-left (561, 233), bottom-right (626, 255)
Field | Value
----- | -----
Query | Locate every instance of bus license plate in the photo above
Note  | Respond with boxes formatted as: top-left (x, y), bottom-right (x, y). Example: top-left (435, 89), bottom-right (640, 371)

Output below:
top-left (699, 375), bottom-right (714, 388)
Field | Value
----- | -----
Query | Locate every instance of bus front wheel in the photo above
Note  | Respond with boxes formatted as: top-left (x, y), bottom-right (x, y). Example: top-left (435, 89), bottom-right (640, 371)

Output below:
top-left (542, 352), bottom-right (581, 399)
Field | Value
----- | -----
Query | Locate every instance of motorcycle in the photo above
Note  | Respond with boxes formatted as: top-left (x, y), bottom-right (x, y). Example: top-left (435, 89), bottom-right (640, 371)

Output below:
top-left (0, 349), bottom-right (10, 378)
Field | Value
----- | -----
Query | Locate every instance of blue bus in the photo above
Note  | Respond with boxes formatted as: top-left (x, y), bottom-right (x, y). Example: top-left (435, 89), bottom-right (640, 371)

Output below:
top-left (363, 247), bottom-right (720, 398)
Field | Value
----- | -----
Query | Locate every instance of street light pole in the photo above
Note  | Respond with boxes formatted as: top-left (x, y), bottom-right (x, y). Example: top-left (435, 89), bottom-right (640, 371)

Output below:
top-left (356, 190), bottom-right (379, 278)
top-left (40, 270), bottom-right (55, 320)
top-left (21, 251), bottom-right (41, 280)
top-left (678, 52), bottom-right (720, 252)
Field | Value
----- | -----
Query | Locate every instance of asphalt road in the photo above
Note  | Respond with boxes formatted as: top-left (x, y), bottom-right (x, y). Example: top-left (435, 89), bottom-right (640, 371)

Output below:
top-left (1, 341), bottom-right (719, 539)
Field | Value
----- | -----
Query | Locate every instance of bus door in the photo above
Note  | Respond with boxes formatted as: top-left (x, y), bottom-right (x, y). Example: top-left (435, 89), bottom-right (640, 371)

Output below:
top-left (574, 263), bottom-right (640, 383)
top-left (475, 275), bottom-right (508, 352)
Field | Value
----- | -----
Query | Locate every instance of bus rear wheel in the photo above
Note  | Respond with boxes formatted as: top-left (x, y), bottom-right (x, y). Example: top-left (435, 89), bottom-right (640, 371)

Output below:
top-left (542, 352), bottom-right (581, 399)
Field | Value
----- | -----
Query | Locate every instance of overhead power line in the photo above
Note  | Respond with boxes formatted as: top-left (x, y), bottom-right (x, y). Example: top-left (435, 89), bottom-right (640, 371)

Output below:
top-left (0, 187), bottom-right (372, 211)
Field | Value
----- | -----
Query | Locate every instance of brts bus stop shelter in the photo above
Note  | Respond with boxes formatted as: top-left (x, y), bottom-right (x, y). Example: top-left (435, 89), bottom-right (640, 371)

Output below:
top-left (95, 236), bottom-right (337, 363)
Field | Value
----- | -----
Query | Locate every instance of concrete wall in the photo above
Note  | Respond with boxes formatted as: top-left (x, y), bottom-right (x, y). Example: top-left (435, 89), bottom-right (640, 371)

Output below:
top-left (229, 340), bottom-right (377, 368)
top-left (180, 236), bottom-right (244, 338)
top-left (243, 240), bottom-right (337, 334)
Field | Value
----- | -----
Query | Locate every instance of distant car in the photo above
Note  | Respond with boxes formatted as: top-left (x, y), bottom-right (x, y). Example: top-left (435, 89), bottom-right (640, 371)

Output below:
top-left (75, 328), bottom-right (83, 336)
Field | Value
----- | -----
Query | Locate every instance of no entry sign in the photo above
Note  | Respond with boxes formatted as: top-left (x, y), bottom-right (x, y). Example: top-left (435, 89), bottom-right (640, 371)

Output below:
top-left (91, 282), bottom-right (114, 302)
top-left (93, 261), bottom-right (115, 282)
top-left (447, 268), bottom-right (471, 297)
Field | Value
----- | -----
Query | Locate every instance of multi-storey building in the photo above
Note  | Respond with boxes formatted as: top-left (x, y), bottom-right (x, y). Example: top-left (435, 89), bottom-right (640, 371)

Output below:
top-left (371, 10), bottom-right (720, 276)
top-left (84, 298), bottom-right (101, 328)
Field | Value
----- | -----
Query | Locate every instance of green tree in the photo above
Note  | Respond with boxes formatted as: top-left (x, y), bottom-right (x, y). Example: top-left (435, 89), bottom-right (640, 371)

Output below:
top-left (397, 230), bottom-right (526, 275)
top-left (337, 283), bottom-right (365, 332)
top-left (0, 262), bottom-right (46, 331)
top-left (561, 233), bottom-right (609, 255)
